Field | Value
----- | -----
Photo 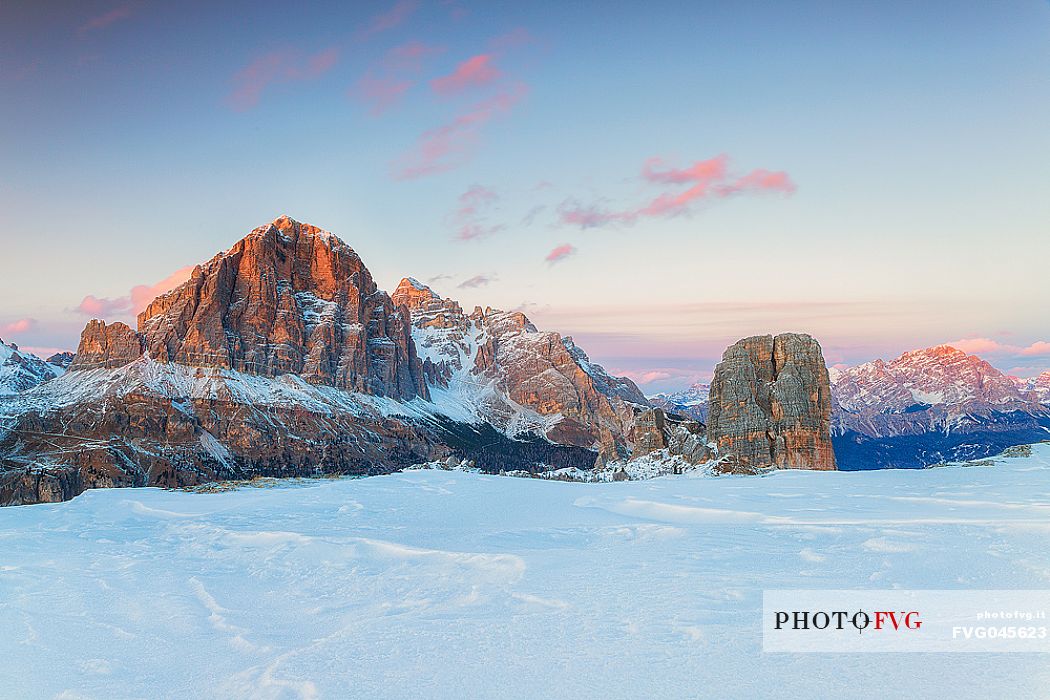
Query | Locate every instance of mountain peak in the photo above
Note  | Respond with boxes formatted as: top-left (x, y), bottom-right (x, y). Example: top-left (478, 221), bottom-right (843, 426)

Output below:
top-left (392, 277), bottom-right (442, 311)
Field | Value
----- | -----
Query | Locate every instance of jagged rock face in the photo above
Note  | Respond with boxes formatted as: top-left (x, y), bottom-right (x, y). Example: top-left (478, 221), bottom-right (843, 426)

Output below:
top-left (68, 320), bottom-right (143, 370)
top-left (137, 216), bottom-right (426, 400)
top-left (631, 408), bottom-right (668, 457)
top-left (398, 277), bottom-right (647, 450)
top-left (707, 333), bottom-right (837, 472)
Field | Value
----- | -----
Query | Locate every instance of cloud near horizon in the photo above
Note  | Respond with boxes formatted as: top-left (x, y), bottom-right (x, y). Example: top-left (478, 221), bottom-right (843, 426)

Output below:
top-left (0, 318), bottom-right (37, 338)
top-left (948, 337), bottom-right (1050, 358)
top-left (228, 47), bottom-right (340, 111)
top-left (560, 155), bottom-right (795, 228)
top-left (75, 266), bottom-right (195, 319)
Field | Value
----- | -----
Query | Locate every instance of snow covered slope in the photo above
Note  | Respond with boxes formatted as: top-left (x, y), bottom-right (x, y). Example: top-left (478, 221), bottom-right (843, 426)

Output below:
top-left (2, 444), bottom-right (1049, 698)
top-left (0, 338), bottom-right (63, 395)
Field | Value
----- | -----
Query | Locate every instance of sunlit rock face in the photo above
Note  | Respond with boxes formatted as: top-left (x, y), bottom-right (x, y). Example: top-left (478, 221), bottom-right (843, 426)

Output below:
top-left (395, 276), bottom-right (648, 452)
top-left (136, 216), bottom-right (427, 400)
top-left (707, 333), bottom-right (837, 472)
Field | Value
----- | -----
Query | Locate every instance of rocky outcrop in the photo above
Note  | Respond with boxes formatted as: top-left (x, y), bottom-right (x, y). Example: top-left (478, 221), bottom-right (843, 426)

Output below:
top-left (707, 333), bottom-right (837, 472)
top-left (68, 321), bottom-right (143, 370)
top-left (137, 216), bottom-right (426, 399)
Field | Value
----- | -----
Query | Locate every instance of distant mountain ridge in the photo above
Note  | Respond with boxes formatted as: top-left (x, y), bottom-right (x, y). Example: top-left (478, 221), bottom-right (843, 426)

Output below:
top-left (650, 344), bottom-right (1050, 470)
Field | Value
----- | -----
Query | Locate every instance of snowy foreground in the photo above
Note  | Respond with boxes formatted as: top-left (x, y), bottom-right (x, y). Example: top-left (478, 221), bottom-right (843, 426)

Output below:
top-left (3, 447), bottom-right (1050, 699)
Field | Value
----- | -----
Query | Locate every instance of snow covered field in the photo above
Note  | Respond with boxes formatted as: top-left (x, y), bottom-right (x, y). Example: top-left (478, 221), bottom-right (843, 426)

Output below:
top-left (3, 446), bottom-right (1050, 699)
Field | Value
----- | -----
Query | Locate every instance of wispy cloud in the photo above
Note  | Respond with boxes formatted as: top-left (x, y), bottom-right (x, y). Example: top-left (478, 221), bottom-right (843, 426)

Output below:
top-left (545, 244), bottom-right (576, 264)
top-left (560, 155), bottom-right (795, 228)
top-left (228, 47), bottom-right (340, 111)
top-left (75, 266), bottom-right (195, 318)
top-left (356, 0), bottom-right (419, 40)
top-left (451, 184), bottom-right (503, 241)
top-left (431, 54), bottom-right (502, 95)
top-left (0, 318), bottom-right (37, 338)
top-left (392, 83), bottom-right (527, 179)
top-left (78, 3), bottom-right (136, 36)
top-left (458, 274), bottom-right (495, 289)
top-left (426, 273), bottom-right (454, 285)
top-left (351, 41), bottom-right (445, 115)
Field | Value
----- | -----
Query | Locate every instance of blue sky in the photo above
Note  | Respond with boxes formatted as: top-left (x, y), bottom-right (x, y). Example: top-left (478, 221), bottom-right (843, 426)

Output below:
top-left (1, 0), bottom-right (1048, 390)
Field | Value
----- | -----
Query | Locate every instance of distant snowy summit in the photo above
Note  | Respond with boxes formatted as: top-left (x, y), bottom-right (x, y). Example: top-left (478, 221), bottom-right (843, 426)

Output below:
top-left (830, 345), bottom-right (1049, 469)
top-left (649, 381), bottom-right (709, 422)
top-left (0, 338), bottom-right (68, 396)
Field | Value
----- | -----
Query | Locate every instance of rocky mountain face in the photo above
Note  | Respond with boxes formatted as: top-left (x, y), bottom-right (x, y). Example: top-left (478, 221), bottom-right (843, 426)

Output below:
top-left (0, 218), bottom-right (645, 506)
top-left (0, 339), bottom-right (63, 396)
top-left (137, 216), bottom-right (427, 399)
top-left (706, 333), bottom-right (837, 472)
top-left (391, 276), bottom-right (647, 453)
top-left (830, 345), bottom-right (1050, 469)
top-left (0, 218), bottom-right (445, 505)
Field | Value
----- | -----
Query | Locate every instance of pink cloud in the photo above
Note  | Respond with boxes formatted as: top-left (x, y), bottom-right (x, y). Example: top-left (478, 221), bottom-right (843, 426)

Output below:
top-left (487, 28), bottom-right (534, 52)
top-left (356, 0), bottom-right (419, 40)
top-left (642, 155), bottom-right (729, 184)
top-left (948, 337), bottom-right (1009, 355)
top-left (560, 155), bottom-right (796, 228)
top-left (352, 42), bottom-right (445, 115)
top-left (353, 75), bottom-right (414, 115)
top-left (393, 83), bottom-right (527, 179)
top-left (457, 274), bottom-right (494, 289)
top-left (78, 3), bottom-right (136, 36)
top-left (75, 266), bottom-right (194, 319)
top-left (1021, 341), bottom-right (1050, 357)
top-left (451, 185), bottom-right (503, 241)
top-left (545, 244), bottom-right (576, 264)
top-left (0, 318), bottom-right (37, 338)
top-left (946, 337), bottom-right (1050, 358)
top-left (384, 41), bottom-right (446, 71)
top-left (431, 54), bottom-right (502, 95)
top-left (457, 185), bottom-right (498, 217)
top-left (228, 47), bottom-right (340, 111)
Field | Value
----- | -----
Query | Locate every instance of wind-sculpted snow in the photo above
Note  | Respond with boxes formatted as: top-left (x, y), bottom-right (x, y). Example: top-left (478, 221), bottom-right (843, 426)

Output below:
top-left (2, 444), bottom-right (1049, 698)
